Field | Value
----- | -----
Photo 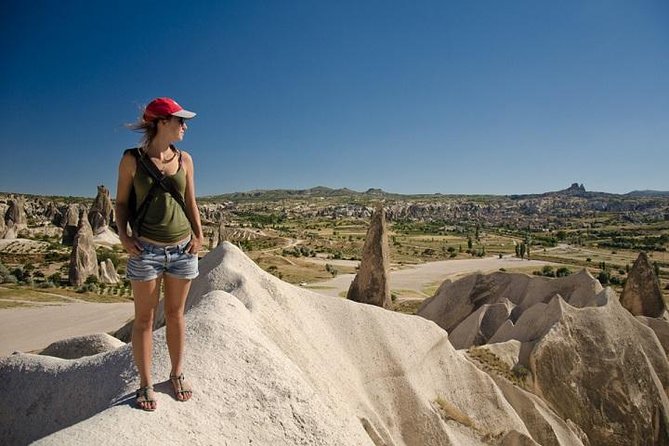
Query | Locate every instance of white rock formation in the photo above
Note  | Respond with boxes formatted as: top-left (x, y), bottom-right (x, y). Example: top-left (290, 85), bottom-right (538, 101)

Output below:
top-left (99, 259), bottom-right (120, 285)
top-left (0, 243), bottom-right (587, 445)
top-left (68, 213), bottom-right (99, 286)
top-left (93, 226), bottom-right (121, 247)
top-left (40, 333), bottom-right (124, 359)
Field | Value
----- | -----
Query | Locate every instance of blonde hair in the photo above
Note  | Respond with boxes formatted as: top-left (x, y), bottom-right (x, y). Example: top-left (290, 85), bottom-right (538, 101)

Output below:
top-left (126, 103), bottom-right (170, 148)
top-left (127, 119), bottom-right (160, 149)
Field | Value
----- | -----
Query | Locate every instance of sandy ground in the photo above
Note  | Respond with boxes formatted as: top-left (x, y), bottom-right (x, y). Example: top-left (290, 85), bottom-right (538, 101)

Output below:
top-left (0, 256), bottom-right (551, 357)
top-left (306, 256), bottom-right (554, 298)
top-left (0, 301), bottom-right (134, 356)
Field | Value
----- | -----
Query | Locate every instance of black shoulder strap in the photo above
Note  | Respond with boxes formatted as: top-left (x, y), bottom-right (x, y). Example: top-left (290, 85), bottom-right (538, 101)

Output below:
top-left (135, 147), bottom-right (188, 215)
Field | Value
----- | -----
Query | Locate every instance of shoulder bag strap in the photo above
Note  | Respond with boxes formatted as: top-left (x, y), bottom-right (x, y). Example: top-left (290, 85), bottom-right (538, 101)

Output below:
top-left (136, 148), bottom-right (189, 217)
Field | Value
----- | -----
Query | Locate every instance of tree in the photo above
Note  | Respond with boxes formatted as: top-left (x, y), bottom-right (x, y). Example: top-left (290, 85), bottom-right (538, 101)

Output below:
top-left (519, 243), bottom-right (526, 259)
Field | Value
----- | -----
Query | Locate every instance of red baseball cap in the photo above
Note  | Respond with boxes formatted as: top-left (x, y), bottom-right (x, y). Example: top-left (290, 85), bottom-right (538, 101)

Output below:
top-left (143, 97), bottom-right (196, 122)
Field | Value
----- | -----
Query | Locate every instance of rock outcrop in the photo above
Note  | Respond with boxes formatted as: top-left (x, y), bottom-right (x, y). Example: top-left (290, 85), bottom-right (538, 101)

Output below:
top-left (99, 259), bottom-right (120, 285)
top-left (87, 209), bottom-right (106, 235)
top-left (1, 243), bottom-right (589, 445)
top-left (61, 204), bottom-right (81, 245)
top-left (418, 270), bottom-right (603, 335)
top-left (92, 226), bottom-right (121, 247)
top-left (40, 333), bottom-right (124, 359)
top-left (620, 252), bottom-right (666, 318)
top-left (217, 221), bottom-right (226, 246)
top-left (44, 202), bottom-right (62, 225)
top-left (91, 185), bottom-right (114, 225)
top-left (418, 270), bottom-right (669, 446)
top-left (2, 196), bottom-right (27, 239)
top-left (5, 195), bottom-right (27, 227)
top-left (88, 185), bottom-right (114, 235)
top-left (68, 213), bottom-right (99, 286)
top-left (346, 206), bottom-right (391, 308)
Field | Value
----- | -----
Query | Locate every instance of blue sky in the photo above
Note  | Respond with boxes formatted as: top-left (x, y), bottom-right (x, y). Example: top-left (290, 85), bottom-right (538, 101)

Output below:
top-left (1, 0), bottom-right (668, 197)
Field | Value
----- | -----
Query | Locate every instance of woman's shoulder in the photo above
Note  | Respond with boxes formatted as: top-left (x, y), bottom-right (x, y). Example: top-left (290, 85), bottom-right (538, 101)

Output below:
top-left (179, 149), bottom-right (194, 165)
top-left (119, 148), bottom-right (139, 171)
top-left (122, 147), bottom-right (141, 160)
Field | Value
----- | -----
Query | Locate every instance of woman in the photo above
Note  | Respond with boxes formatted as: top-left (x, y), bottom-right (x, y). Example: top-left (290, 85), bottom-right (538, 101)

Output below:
top-left (115, 97), bottom-right (204, 411)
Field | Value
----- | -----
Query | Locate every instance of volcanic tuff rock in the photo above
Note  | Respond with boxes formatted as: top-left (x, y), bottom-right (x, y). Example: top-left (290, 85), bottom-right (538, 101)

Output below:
top-left (620, 251), bottom-right (667, 318)
top-left (1, 243), bottom-right (588, 445)
top-left (5, 195), bottom-right (27, 227)
top-left (44, 201), bottom-right (62, 225)
top-left (99, 259), bottom-right (120, 285)
top-left (418, 270), bottom-right (669, 445)
top-left (417, 269), bottom-right (603, 335)
top-left (40, 333), bottom-right (124, 360)
top-left (0, 205), bottom-right (6, 238)
top-left (68, 212), bottom-right (98, 286)
top-left (2, 221), bottom-right (17, 240)
top-left (346, 206), bottom-right (391, 308)
top-left (61, 204), bottom-right (81, 245)
top-left (91, 184), bottom-right (114, 225)
top-left (87, 209), bottom-right (106, 235)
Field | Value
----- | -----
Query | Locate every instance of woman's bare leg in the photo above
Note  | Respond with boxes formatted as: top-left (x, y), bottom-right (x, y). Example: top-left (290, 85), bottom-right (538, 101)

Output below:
top-left (163, 275), bottom-right (193, 401)
top-left (131, 277), bottom-right (161, 410)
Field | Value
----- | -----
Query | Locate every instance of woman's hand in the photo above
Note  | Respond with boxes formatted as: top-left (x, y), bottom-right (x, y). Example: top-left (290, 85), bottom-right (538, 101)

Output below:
top-left (188, 235), bottom-right (204, 255)
top-left (120, 233), bottom-right (143, 257)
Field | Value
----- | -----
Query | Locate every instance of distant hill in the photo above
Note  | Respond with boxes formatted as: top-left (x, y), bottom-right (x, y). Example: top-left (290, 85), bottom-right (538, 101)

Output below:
top-left (203, 183), bottom-right (668, 202)
top-left (625, 190), bottom-right (669, 198)
top-left (204, 186), bottom-right (379, 202)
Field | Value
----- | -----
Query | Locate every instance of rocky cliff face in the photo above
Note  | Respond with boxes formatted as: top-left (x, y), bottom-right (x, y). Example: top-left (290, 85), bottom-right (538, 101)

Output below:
top-left (418, 270), bottom-right (669, 446)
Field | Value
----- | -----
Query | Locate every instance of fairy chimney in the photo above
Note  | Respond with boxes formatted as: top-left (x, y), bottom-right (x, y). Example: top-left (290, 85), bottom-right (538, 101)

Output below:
top-left (91, 185), bottom-right (114, 225)
top-left (61, 204), bottom-right (81, 245)
top-left (99, 259), bottom-right (120, 285)
top-left (620, 252), bottom-right (666, 318)
top-left (69, 212), bottom-right (99, 286)
top-left (5, 195), bottom-right (27, 227)
top-left (346, 205), bottom-right (391, 309)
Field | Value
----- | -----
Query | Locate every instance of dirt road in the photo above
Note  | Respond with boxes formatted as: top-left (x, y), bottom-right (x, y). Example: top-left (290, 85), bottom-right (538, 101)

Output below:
top-left (0, 302), bottom-right (134, 356)
top-left (306, 256), bottom-right (554, 298)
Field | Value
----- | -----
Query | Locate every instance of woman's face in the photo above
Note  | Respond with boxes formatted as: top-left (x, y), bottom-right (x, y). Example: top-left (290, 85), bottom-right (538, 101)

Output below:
top-left (158, 116), bottom-right (188, 142)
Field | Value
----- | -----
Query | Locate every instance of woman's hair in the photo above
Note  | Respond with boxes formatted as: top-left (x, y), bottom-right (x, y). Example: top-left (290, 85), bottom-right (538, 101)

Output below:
top-left (127, 118), bottom-right (161, 149)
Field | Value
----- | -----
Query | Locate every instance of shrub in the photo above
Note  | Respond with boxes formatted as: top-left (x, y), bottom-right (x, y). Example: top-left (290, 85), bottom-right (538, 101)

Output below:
top-left (556, 267), bottom-right (572, 277)
top-left (97, 248), bottom-right (121, 268)
top-left (0, 262), bottom-right (12, 283)
top-left (541, 265), bottom-right (555, 277)
top-left (597, 270), bottom-right (611, 285)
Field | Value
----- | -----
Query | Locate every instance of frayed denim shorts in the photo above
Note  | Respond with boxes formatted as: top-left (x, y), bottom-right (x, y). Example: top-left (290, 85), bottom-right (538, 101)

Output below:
top-left (126, 238), bottom-right (199, 282)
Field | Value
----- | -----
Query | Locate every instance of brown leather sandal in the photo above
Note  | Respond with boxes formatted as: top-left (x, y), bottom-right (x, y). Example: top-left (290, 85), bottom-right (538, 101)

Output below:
top-left (170, 373), bottom-right (193, 401)
top-left (135, 386), bottom-right (157, 411)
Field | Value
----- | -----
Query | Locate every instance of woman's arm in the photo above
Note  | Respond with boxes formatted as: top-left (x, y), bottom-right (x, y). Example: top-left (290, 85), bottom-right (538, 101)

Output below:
top-left (115, 153), bottom-right (142, 256)
top-left (182, 151), bottom-right (204, 254)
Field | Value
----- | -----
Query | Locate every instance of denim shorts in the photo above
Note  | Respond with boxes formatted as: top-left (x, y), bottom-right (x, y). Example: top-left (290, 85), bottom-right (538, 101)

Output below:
top-left (126, 238), bottom-right (199, 282)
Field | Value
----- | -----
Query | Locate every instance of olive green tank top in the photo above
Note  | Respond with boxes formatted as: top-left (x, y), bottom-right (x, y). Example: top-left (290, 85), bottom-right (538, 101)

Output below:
top-left (133, 158), bottom-right (191, 243)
